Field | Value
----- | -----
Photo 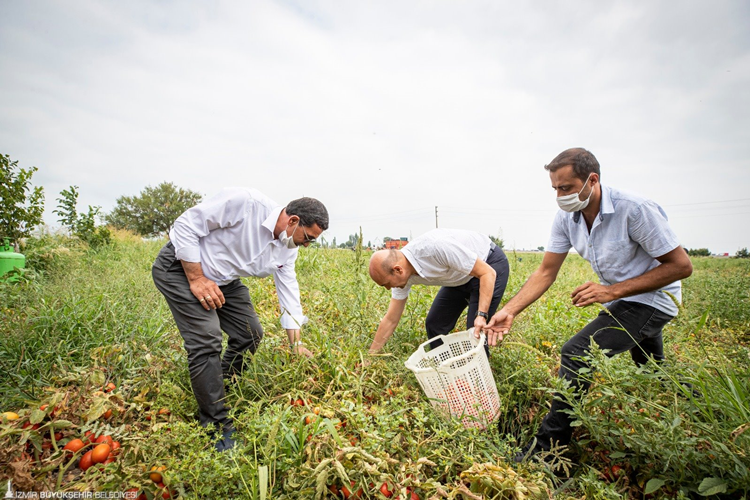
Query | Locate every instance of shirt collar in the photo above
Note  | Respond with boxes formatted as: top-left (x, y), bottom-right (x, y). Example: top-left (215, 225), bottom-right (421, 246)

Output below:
top-left (262, 206), bottom-right (284, 237)
top-left (401, 247), bottom-right (423, 277)
top-left (573, 184), bottom-right (611, 224)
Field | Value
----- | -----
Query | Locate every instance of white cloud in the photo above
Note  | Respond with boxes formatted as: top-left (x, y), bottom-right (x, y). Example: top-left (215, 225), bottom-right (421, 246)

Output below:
top-left (1, 0), bottom-right (748, 252)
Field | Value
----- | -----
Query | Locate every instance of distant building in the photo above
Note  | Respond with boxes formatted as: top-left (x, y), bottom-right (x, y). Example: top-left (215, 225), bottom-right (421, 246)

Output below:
top-left (383, 237), bottom-right (408, 250)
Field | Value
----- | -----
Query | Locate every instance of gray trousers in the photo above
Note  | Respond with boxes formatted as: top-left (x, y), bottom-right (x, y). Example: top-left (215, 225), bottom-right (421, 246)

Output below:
top-left (152, 242), bottom-right (263, 431)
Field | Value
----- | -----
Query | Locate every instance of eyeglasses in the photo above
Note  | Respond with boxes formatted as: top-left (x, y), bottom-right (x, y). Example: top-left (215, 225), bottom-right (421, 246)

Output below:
top-left (301, 226), bottom-right (316, 244)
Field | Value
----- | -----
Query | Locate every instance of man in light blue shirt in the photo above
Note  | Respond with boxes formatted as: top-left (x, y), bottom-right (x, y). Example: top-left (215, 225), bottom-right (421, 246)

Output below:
top-left (485, 148), bottom-right (693, 461)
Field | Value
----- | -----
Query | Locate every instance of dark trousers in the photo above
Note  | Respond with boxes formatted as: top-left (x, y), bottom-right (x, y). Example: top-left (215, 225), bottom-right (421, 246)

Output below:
top-left (534, 300), bottom-right (674, 450)
top-left (151, 242), bottom-right (263, 432)
top-left (425, 246), bottom-right (510, 342)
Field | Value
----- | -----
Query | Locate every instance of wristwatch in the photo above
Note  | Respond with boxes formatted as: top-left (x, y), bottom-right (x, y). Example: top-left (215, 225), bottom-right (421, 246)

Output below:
top-left (476, 311), bottom-right (489, 321)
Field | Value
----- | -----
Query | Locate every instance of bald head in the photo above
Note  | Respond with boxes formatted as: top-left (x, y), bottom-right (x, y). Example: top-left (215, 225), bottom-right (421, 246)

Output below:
top-left (369, 249), bottom-right (412, 290)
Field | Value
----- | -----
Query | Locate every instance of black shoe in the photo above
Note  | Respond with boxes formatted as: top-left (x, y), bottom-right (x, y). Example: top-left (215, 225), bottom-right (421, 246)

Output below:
top-left (214, 428), bottom-right (237, 452)
top-left (513, 438), bottom-right (542, 463)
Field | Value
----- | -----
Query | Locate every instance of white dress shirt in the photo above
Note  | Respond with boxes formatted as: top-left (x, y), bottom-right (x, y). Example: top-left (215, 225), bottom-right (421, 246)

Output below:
top-left (169, 187), bottom-right (307, 329)
top-left (391, 229), bottom-right (492, 300)
top-left (547, 184), bottom-right (682, 316)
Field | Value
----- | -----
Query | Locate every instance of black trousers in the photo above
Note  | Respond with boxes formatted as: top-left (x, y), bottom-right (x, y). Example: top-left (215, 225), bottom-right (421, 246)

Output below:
top-left (425, 245), bottom-right (510, 341)
top-left (534, 300), bottom-right (674, 450)
top-left (152, 242), bottom-right (263, 432)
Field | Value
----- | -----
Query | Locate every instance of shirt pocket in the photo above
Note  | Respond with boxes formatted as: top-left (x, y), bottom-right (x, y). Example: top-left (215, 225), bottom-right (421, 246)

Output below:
top-left (596, 239), bottom-right (635, 284)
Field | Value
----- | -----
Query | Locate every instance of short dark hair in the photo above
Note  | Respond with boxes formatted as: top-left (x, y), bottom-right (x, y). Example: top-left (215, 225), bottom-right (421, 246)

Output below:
top-left (544, 148), bottom-right (600, 182)
top-left (285, 197), bottom-right (329, 231)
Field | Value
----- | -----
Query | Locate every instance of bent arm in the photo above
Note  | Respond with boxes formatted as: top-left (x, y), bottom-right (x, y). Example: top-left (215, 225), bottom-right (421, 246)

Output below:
top-left (469, 258), bottom-right (496, 335)
top-left (505, 251), bottom-right (567, 316)
top-left (571, 246), bottom-right (693, 307)
top-left (368, 298), bottom-right (408, 354)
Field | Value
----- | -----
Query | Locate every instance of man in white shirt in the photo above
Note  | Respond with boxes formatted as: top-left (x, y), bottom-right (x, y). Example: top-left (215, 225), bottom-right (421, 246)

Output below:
top-left (367, 228), bottom-right (509, 355)
top-left (152, 187), bottom-right (328, 451)
top-left (485, 148), bottom-right (693, 462)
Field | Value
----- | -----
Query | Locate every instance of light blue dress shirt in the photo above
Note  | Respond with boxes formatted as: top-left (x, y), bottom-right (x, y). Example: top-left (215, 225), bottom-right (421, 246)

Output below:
top-left (547, 185), bottom-right (682, 316)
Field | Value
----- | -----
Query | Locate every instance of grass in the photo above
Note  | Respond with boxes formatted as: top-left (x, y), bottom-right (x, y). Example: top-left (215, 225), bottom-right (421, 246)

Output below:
top-left (0, 234), bottom-right (748, 499)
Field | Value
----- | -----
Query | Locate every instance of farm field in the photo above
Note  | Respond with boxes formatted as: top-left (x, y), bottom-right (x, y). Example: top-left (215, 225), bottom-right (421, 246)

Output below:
top-left (1, 232), bottom-right (749, 499)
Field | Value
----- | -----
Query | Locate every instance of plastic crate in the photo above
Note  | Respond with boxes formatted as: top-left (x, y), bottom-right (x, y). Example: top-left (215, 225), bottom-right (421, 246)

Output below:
top-left (404, 329), bottom-right (500, 429)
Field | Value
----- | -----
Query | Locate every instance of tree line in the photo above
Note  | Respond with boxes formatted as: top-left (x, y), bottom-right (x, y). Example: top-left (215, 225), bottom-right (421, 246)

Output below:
top-left (0, 153), bottom-right (746, 257)
top-left (1, 153), bottom-right (202, 249)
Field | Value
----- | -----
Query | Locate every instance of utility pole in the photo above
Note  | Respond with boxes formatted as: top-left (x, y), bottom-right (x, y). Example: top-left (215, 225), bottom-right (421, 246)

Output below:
top-left (435, 206), bottom-right (438, 228)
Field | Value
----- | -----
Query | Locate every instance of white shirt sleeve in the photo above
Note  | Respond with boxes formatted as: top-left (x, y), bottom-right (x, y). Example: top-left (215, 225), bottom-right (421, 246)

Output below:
top-left (272, 252), bottom-right (308, 329)
top-left (547, 211), bottom-right (572, 254)
top-left (391, 284), bottom-right (411, 300)
top-left (170, 188), bottom-right (251, 263)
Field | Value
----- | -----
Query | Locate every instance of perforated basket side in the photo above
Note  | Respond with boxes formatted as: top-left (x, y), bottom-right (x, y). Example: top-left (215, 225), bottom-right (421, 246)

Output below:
top-left (405, 330), bottom-right (500, 429)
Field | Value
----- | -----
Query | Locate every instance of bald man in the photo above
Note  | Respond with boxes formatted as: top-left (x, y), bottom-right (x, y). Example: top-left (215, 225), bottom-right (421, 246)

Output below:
top-left (367, 228), bottom-right (509, 354)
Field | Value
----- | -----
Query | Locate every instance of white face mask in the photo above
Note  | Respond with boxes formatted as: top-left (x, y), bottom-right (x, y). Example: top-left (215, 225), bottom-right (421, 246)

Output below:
top-left (279, 223), bottom-right (299, 249)
top-left (556, 173), bottom-right (594, 212)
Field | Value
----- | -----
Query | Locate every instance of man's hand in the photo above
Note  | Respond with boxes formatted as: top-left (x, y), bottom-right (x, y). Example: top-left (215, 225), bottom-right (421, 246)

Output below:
top-left (189, 276), bottom-right (226, 310)
top-left (293, 344), bottom-right (314, 358)
top-left (571, 281), bottom-right (616, 307)
top-left (472, 316), bottom-right (488, 339)
top-left (485, 309), bottom-right (515, 346)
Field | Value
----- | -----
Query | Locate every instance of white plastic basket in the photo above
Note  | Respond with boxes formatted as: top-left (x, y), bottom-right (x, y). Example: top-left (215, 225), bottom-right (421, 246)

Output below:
top-left (404, 329), bottom-right (500, 429)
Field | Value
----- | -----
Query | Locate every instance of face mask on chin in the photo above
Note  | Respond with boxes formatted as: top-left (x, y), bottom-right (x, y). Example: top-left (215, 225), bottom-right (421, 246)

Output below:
top-left (556, 173), bottom-right (594, 212)
top-left (279, 222), bottom-right (299, 249)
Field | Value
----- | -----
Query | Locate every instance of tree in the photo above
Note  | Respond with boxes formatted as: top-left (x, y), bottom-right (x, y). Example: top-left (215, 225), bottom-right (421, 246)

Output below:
top-left (107, 182), bottom-right (203, 238)
top-left (735, 248), bottom-right (749, 259)
top-left (537, 246), bottom-right (545, 252)
top-left (0, 154), bottom-right (44, 250)
top-left (54, 186), bottom-right (111, 248)
top-left (489, 235), bottom-right (504, 249)
top-left (686, 248), bottom-right (711, 257)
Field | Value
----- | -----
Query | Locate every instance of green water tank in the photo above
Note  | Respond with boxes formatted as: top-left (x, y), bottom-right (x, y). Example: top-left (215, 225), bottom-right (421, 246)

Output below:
top-left (0, 238), bottom-right (25, 279)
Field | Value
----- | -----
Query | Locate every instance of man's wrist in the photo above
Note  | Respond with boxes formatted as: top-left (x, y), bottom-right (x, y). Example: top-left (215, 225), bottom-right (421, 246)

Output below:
top-left (476, 311), bottom-right (489, 320)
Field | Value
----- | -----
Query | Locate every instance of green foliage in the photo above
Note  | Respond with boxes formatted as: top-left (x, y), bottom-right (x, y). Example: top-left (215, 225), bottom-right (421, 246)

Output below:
top-left (686, 248), bottom-right (711, 257)
top-left (0, 153), bottom-right (44, 249)
top-left (106, 182), bottom-right (203, 238)
top-left (736, 247), bottom-right (750, 259)
top-left (0, 245), bottom-right (748, 498)
top-left (489, 235), bottom-right (504, 249)
top-left (53, 186), bottom-right (111, 248)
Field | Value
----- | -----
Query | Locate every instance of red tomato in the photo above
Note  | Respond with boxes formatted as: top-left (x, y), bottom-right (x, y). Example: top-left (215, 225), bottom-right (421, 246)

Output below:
top-left (296, 398), bottom-right (305, 406)
top-left (380, 482), bottom-right (393, 498)
top-left (91, 444), bottom-right (111, 464)
top-left (41, 441), bottom-right (53, 451)
top-left (79, 450), bottom-right (94, 471)
top-left (111, 441), bottom-right (121, 453)
top-left (96, 435), bottom-right (114, 447)
top-left (63, 439), bottom-right (85, 453)
top-left (104, 382), bottom-right (116, 393)
top-left (103, 409), bottom-right (113, 420)
top-left (158, 408), bottom-right (171, 416)
top-left (53, 432), bottom-right (64, 441)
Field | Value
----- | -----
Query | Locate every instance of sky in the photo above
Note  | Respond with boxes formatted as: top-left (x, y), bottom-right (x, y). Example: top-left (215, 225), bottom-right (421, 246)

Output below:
top-left (1, 0), bottom-right (749, 253)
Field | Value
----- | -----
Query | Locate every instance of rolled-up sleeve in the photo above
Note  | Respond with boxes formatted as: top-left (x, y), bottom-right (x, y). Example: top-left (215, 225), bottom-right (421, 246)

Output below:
top-left (170, 188), bottom-right (250, 263)
top-left (273, 254), bottom-right (308, 329)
